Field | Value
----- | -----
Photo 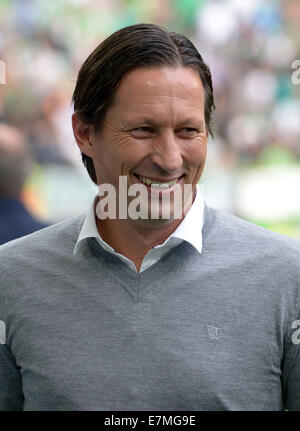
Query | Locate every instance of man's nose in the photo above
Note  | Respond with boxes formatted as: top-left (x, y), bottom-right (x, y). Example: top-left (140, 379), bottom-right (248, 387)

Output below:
top-left (150, 132), bottom-right (183, 173)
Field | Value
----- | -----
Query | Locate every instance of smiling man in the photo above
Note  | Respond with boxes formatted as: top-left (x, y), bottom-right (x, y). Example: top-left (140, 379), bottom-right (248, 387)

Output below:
top-left (72, 66), bottom-right (207, 272)
top-left (0, 24), bottom-right (300, 411)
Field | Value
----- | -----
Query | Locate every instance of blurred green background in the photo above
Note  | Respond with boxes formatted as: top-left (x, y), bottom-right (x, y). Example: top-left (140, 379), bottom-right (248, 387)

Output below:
top-left (0, 0), bottom-right (299, 237)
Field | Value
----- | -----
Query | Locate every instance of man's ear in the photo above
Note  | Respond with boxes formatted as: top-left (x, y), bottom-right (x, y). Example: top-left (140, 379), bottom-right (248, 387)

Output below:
top-left (72, 112), bottom-right (95, 158)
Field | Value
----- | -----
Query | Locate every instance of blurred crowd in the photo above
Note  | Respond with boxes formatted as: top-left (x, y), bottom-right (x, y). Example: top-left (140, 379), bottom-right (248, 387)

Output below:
top-left (0, 0), bottom-right (299, 235)
top-left (1, 0), bottom-right (299, 167)
top-left (196, 0), bottom-right (300, 165)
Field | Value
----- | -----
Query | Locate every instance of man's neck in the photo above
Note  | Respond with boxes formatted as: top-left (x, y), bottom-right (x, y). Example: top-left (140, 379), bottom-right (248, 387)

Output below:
top-left (94, 186), bottom-right (197, 272)
top-left (95, 216), bottom-right (184, 272)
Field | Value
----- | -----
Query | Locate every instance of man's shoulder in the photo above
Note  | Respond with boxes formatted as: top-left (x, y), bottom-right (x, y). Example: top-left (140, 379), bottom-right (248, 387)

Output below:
top-left (203, 204), bottom-right (300, 311)
top-left (204, 204), bottom-right (300, 257)
top-left (0, 214), bottom-right (85, 260)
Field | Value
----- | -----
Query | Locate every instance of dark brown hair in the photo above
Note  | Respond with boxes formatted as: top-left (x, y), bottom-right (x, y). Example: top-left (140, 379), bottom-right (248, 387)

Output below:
top-left (72, 23), bottom-right (215, 184)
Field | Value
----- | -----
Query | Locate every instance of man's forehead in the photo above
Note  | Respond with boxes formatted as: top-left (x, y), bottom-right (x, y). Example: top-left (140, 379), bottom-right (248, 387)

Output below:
top-left (114, 66), bottom-right (205, 98)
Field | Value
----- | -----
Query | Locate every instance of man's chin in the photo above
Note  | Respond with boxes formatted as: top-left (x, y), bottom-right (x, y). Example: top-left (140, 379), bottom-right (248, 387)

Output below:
top-left (127, 212), bottom-right (182, 229)
top-left (125, 184), bottom-right (193, 221)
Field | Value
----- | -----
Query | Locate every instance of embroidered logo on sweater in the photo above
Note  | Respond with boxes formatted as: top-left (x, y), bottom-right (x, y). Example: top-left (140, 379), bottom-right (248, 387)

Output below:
top-left (0, 320), bottom-right (6, 344)
top-left (207, 325), bottom-right (223, 341)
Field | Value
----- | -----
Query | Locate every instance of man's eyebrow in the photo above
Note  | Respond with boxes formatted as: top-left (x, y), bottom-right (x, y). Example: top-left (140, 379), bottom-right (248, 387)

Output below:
top-left (178, 118), bottom-right (205, 129)
top-left (125, 117), bottom-right (205, 128)
top-left (124, 117), bottom-right (158, 127)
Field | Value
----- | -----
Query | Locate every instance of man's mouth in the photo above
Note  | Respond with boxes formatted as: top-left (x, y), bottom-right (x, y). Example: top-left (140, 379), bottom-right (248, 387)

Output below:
top-left (133, 174), bottom-right (185, 189)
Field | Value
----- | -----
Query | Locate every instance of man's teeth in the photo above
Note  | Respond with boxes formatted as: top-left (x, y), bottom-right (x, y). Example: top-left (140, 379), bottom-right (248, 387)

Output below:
top-left (138, 176), bottom-right (179, 188)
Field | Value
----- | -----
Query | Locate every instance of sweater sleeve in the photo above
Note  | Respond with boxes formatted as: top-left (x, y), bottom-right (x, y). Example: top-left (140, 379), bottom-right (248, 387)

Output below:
top-left (0, 344), bottom-right (24, 410)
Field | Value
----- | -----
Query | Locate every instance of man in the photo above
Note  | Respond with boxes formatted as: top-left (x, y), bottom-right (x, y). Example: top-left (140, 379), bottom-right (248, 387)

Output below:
top-left (0, 23), bottom-right (299, 411)
top-left (0, 123), bottom-right (49, 245)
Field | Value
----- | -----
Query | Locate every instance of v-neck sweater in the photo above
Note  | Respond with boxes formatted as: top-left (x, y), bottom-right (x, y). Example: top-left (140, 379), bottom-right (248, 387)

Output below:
top-left (0, 204), bottom-right (300, 410)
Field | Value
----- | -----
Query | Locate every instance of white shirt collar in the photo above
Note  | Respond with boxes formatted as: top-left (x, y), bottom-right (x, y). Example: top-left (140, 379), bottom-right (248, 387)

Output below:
top-left (149, 183), bottom-right (204, 253)
top-left (73, 183), bottom-right (204, 258)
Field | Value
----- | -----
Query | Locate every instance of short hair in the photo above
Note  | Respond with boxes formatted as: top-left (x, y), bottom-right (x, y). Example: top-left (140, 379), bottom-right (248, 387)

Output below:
top-left (72, 23), bottom-right (215, 185)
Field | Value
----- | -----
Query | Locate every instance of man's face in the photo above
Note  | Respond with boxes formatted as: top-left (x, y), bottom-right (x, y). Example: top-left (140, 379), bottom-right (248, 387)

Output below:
top-left (90, 66), bottom-right (208, 222)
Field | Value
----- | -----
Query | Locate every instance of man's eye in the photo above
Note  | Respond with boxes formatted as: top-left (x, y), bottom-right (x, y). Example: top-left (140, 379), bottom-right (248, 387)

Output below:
top-left (177, 128), bottom-right (199, 137)
top-left (131, 127), bottom-right (154, 137)
top-left (135, 127), bottom-right (153, 132)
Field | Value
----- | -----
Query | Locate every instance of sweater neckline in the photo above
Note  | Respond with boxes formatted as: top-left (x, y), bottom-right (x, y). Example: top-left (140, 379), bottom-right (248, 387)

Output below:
top-left (75, 203), bottom-right (213, 302)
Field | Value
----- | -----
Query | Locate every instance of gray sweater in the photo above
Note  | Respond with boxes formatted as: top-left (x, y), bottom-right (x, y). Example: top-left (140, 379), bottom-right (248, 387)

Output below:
top-left (0, 204), bottom-right (299, 410)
